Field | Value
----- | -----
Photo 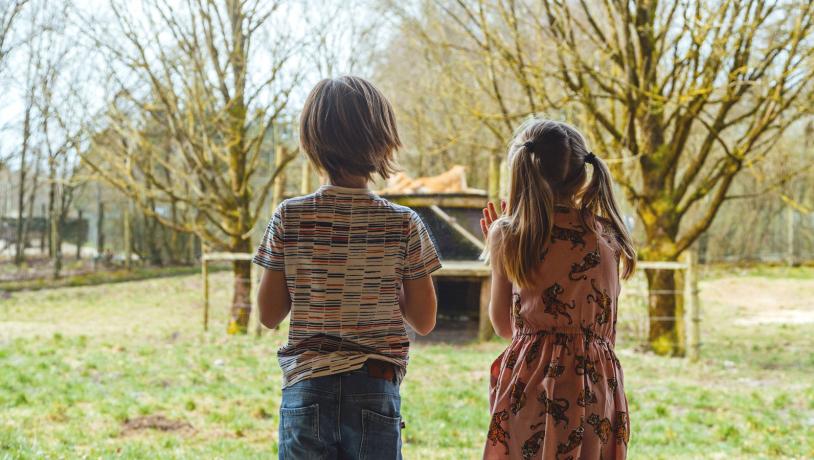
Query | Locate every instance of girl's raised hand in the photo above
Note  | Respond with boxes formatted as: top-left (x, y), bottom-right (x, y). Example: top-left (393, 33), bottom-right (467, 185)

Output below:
top-left (480, 200), bottom-right (506, 238)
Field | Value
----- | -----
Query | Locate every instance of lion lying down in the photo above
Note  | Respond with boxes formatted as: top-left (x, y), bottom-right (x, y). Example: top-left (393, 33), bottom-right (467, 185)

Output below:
top-left (377, 165), bottom-right (486, 195)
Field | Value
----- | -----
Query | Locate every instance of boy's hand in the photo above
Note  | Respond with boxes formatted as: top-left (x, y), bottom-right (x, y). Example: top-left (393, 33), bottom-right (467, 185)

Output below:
top-left (480, 200), bottom-right (506, 238)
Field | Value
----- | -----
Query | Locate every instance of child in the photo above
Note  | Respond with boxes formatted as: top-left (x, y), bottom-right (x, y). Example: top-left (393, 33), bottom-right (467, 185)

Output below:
top-left (252, 76), bottom-right (441, 459)
top-left (480, 119), bottom-right (636, 459)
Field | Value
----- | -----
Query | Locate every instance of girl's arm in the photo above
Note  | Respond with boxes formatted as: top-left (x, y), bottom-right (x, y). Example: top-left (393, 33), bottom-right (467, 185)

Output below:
top-left (399, 275), bottom-right (437, 336)
top-left (487, 229), bottom-right (513, 339)
top-left (256, 269), bottom-right (291, 329)
top-left (481, 200), bottom-right (512, 339)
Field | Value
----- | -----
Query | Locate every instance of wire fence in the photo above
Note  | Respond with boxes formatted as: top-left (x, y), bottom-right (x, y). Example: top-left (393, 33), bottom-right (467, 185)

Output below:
top-left (200, 252), bottom-right (703, 360)
top-left (615, 256), bottom-right (701, 360)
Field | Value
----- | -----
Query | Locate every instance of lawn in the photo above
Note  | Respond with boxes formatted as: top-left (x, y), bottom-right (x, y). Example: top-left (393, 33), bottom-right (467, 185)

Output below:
top-left (1, 267), bottom-right (813, 459)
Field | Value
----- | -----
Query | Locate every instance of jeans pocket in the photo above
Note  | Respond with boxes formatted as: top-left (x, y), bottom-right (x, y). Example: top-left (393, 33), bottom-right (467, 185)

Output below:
top-left (359, 409), bottom-right (401, 460)
top-left (279, 404), bottom-right (319, 459)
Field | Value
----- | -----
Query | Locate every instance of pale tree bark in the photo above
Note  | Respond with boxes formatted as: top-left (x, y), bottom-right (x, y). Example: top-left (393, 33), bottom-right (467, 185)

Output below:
top-left (11, 0), bottom-right (42, 266)
top-left (0, 0), bottom-right (30, 171)
top-left (83, 0), bottom-right (301, 334)
top-left (0, 0), bottom-right (28, 63)
top-left (408, 0), bottom-right (814, 356)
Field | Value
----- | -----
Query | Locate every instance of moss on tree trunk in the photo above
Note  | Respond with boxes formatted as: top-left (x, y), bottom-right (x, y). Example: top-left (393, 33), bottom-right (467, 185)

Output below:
top-left (644, 267), bottom-right (686, 356)
top-left (227, 240), bottom-right (252, 335)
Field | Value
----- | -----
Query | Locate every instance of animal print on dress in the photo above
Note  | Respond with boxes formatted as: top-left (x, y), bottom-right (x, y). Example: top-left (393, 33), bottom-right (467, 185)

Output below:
top-left (542, 283), bottom-right (576, 324)
top-left (587, 413), bottom-right (612, 444)
top-left (505, 350), bottom-right (519, 370)
top-left (488, 410), bottom-right (511, 454)
top-left (483, 206), bottom-right (629, 459)
top-left (525, 335), bottom-right (544, 365)
top-left (556, 421), bottom-right (585, 459)
top-left (587, 279), bottom-right (612, 325)
top-left (575, 355), bottom-right (602, 384)
top-left (544, 359), bottom-right (565, 378)
top-left (553, 333), bottom-right (574, 355)
top-left (521, 431), bottom-right (545, 460)
top-left (577, 387), bottom-right (598, 407)
top-left (615, 411), bottom-right (629, 445)
top-left (513, 293), bottom-right (524, 330)
top-left (531, 390), bottom-right (570, 429)
top-left (510, 380), bottom-right (527, 415)
top-left (551, 225), bottom-right (587, 249)
top-left (568, 248), bottom-right (600, 280)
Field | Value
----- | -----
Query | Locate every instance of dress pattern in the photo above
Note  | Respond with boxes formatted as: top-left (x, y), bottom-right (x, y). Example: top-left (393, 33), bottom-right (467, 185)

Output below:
top-left (484, 207), bottom-right (629, 460)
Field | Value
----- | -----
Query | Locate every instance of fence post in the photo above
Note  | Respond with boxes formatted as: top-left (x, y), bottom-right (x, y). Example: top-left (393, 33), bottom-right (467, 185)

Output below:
top-left (685, 251), bottom-right (701, 362)
top-left (254, 262), bottom-right (265, 337)
top-left (478, 278), bottom-right (493, 341)
top-left (202, 252), bottom-right (209, 332)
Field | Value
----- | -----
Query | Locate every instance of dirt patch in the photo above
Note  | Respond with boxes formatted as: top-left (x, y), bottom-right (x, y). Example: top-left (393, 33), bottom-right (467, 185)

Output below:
top-left (704, 276), bottom-right (814, 325)
top-left (121, 415), bottom-right (193, 435)
top-left (734, 309), bottom-right (814, 326)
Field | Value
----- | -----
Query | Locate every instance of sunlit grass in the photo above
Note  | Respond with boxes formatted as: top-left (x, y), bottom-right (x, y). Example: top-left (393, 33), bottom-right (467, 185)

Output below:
top-left (1, 269), bottom-right (813, 459)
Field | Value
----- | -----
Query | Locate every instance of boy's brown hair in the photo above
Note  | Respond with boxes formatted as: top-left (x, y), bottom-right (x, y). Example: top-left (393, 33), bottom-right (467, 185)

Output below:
top-left (300, 76), bottom-right (401, 182)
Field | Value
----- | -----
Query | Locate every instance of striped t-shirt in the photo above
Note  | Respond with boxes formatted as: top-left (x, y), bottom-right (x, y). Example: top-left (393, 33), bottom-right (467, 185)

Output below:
top-left (252, 184), bottom-right (442, 388)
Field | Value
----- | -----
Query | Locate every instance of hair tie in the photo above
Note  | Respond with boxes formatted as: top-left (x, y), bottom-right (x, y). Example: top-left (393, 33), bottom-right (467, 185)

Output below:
top-left (585, 152), bottom-right (597, 164)
top-left (523, 141), bottom-right (535, 151)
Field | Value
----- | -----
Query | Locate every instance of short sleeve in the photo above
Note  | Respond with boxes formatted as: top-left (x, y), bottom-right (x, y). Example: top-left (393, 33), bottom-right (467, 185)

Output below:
top-left (403, 211), bottom-right (442, 280)
top-left (252, 203), bottom-right (286, 271)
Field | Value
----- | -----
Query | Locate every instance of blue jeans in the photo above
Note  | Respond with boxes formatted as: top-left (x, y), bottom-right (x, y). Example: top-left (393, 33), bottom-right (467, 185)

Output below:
top-left (278, 364), bottom-right (402, 459)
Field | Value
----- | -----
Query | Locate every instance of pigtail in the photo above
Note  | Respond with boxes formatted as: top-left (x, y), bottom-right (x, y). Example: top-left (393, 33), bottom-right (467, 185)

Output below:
top-left (580, 155), bottom-right (636, 279)
top-left (495, 142), bottom-right (556, 288)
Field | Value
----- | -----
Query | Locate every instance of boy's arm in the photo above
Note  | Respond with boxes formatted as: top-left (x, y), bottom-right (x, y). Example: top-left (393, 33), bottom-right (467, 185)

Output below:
top-left (256, 269), bottom-right (291, 329)
top-left (399, 276), bottom-right (437, 336)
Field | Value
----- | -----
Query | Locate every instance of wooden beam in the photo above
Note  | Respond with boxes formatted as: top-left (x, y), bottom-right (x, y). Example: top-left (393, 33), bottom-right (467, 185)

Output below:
top-left (202, 257), bottom-right (209, 331)
top-left (434, 260), bottom-right (490, 277)
top-left (637, 261), bottom-right (688, 270)
top-left (380, 194), bottom-right (488, 209)
top-left (203, 252), bottom-right (254, 261)
top-left (478, 277), bottom-right (494, 341)
top-left (429, 205), bottom-right (485, 252)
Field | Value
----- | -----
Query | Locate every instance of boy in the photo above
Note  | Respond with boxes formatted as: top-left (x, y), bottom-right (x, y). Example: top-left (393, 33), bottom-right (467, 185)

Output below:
top-left (253, 76), bottom-right (441, 459)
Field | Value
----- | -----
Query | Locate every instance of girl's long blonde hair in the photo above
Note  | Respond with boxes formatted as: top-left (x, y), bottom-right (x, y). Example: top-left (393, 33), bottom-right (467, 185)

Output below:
top-left (488, 119), bottom-right (636, 288)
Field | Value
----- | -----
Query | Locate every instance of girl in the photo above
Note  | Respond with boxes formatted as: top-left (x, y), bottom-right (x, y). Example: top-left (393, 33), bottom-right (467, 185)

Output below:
top-left (480, 119), bottom-right (635, 459)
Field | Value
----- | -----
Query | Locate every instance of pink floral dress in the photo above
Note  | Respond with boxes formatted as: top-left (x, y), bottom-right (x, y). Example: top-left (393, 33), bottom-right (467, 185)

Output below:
top-left (484, 207), bottom-right (630, 460)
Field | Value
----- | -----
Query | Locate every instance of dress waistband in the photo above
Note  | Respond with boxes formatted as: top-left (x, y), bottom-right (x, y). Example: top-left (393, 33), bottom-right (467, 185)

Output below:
top-left (515, 325), bottom-right (613, 345)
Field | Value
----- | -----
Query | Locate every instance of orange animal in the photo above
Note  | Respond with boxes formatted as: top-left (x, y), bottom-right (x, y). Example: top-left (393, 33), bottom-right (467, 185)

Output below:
top-left (378, 165), bottom-right (486, 195)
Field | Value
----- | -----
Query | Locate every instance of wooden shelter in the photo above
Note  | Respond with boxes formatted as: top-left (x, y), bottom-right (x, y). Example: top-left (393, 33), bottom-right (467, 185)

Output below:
top-left (379, 166), bottom-right (493, 340)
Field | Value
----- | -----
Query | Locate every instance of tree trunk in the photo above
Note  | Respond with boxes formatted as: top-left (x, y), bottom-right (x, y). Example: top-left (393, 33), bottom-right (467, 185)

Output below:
top-left (488, 152), bottom-right (500, 202)
top-left (644, 264), bottom-right (686, 357)
top-left (227, 238), bottom-right (253, 335)
top-left (20, 153), bottom-right (40, 262)
top-left (187, 232), bottom-right (196, 265)
top-left (39, 203), bottom-right (46, 254)
top-left (13, 97), bottom-right (32, 266)
top-left (97, 201), bottom-right (105, 254)
top-left (637, 197), bottom-right (688, 356)
top-left (51, 200), bottom-right (62, 279)
top-left (47, 178), bottom-right (55, 258)
top-left (76, 209), bottom-right (84, 260)
top-left (300, 159), bottom-right (312, 195)
top-left (123, 202), bottom-right (132, 270)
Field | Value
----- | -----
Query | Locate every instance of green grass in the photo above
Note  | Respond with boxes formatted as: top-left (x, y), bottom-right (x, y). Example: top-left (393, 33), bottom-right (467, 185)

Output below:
top-left (1, 268), bottom-right (813, 459)
top-left (0, 265), bottom-right (225, 293)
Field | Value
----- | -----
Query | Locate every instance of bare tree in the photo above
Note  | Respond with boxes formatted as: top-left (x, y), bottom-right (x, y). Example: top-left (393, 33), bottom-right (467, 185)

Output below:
top-left (83, 0), bottom-right (301, 334)
top-left (0, 0), bottom-right (31, 169)
top-left (402, 0), bottom-right (814, 355)
top-left (10, 0), bottom-right (41, 266)
top-left (0, 0), bottom-right (28, 65)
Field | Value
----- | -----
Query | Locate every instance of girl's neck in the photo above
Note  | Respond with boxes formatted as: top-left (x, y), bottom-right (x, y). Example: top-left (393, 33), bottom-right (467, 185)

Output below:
top-left (554, 197), bottom-right (578, 208)
top-left (329, 175), bottom-right (369, 189)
